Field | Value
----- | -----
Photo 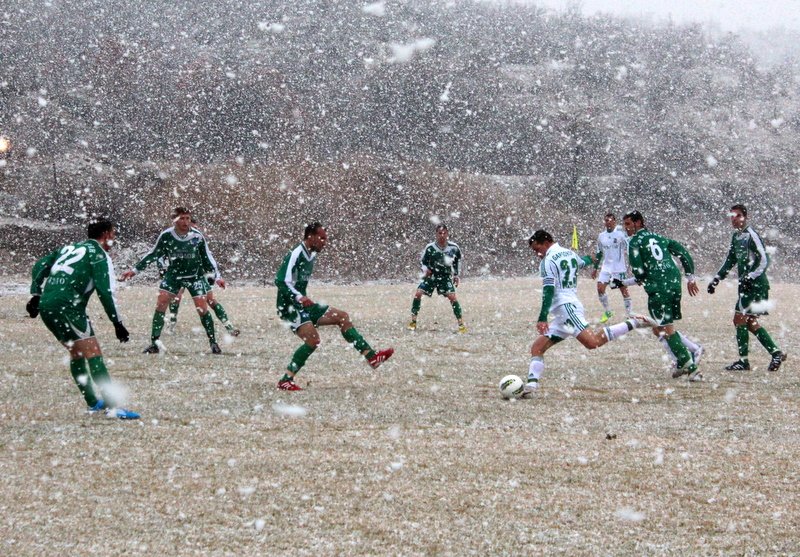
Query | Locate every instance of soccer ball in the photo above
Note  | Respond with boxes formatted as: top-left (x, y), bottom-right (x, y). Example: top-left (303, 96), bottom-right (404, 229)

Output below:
top-left (499, 374), bottom-right (525, 399)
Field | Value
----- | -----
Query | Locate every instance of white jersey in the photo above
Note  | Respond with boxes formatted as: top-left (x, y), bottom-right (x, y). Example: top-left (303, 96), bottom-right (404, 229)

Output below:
top-left (596, 226), bottom-right (628, 273)
top-left (539, 242), bottom-right (587, 310)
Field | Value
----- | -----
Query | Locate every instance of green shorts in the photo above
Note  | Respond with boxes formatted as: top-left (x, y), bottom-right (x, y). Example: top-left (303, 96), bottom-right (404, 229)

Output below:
top-left (159, 273), bottom-right (211, 297)
top-left (417, 276), bottom-right (456, 297)
top-left (646, 288), bottom-right (682, 326)
top-left (277, 302), bottom-right (330, 331)
top-left (40, 304), bottom-right (96, 344)
top-left (737, 283), bottom-right (770, 315)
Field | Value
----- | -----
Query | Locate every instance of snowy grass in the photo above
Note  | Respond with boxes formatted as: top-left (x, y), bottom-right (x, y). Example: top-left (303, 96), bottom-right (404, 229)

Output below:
top-left (0, 278), bottom-right (798, 554)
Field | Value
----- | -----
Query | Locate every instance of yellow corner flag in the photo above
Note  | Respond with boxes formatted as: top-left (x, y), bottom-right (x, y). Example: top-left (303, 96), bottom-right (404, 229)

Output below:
top-left (571, 225), bottom-right (579, 250)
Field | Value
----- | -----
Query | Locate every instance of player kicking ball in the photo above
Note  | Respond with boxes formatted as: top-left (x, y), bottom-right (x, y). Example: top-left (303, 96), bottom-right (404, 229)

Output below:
top-left (274, 222), bottom-right (394, 391)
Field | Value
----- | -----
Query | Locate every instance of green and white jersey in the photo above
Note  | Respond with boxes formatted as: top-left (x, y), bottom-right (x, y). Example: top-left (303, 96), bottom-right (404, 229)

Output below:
top-left (132, 226), bottom-right (219, 280)
top-left (715, 225), bottom-right (770, 288)
top-left (275, 242), bottom-right (317, 309)
top-left (420, 241), bottom-right (462, 278)
top-left (594, 226), bottom-right (628, 273)
top-left (627, 229), bottom-right (694, 294)
top-left (30, 239), bottom-right (122, 323)
top-left (539, 243), bottom-right (589, 309)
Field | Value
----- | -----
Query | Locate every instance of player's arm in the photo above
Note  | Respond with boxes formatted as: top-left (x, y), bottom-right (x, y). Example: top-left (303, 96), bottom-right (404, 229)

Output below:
top-left (578, 255), bottom-right (593, 269)
top-left (276, 248), bottom-right (311, 306)
top-left (667, 238), bottom-right (699, 296)
top-left (91, 251), bottom-right (130, 341)
top-left (746, 228), bottom-right (769, 280)
top-left (123, 231), bottom-right (168, 279)
top-left (419, 245), bottom-right (433, 277)
top-left (452, 246), bottom-right (462, 286)
top-left (27, 249), bottom-right (60, 317)
top-left (535, 260), bottom-right (557, 333)
top-left (198, 236), bottom-right (225, 288)
top-left (715, 235), bottom-right (737, 282)
top-left (627, 239), bottom-right (648, 285)
top-left (29, 249), bottom-right (60, 296)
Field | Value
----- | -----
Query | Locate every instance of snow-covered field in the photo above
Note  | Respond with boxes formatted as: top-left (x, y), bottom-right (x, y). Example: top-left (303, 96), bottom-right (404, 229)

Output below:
top-left (1, 278), bottom-right (797, 555)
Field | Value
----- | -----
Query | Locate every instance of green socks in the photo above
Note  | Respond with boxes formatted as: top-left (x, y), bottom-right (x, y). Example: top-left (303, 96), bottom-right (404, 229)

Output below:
top-left (288, 343), bottom-right (316, 373)
top-left (200, 312), bottom-right (216, 344)
top-left (87, 355), bottom-right (115, 406)
top-left (342, 327), bottom-right (373, 355)
top-left (754, 327), bottom-right (779, 355)
top-left (70, 358), bottom-right (98, 407)
top-left (151, 310), bottom-right (166, 341)
top-left (667, 331), bottom-right (692, 369)
top-left (211, 301), bottom-right (231, 326)
top-left (451, 300), bottom-right (463, 320)
top-left (411, 298), bottom-right (421, 316)
top-left (736, 325), bottom-right (749, 361)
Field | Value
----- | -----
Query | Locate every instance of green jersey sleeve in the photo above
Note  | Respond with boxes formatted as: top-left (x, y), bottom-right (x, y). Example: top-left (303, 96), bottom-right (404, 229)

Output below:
top-left (666, 238), bottom-right (695, 276)
top-left (30, 249), bottom-right (60, 295)
top-left (134, 230), bottom-right (170, 273)
top-left (91, 249), bottom-right (123, 324)
top-left (715, 235), bottom-right (737, 280)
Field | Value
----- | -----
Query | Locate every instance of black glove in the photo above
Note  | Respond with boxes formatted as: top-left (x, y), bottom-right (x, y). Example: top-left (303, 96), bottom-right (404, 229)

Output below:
top-left (207, 276), bottom-right (216, 286)
top-left (114, 322), bottom-right (130, 343)
top-left (610, 279), bottom-right (624, 290)
top-left (707, 277), bottom-right (720, 294)
top-left (741, 275), bottom-right (755, 292)
top-left (26, 295), bottom-right (40, 318)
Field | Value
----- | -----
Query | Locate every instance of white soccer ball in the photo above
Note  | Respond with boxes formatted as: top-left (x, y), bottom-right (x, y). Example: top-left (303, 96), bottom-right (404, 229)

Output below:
top-left (499, 374), bottom-right (525, 399)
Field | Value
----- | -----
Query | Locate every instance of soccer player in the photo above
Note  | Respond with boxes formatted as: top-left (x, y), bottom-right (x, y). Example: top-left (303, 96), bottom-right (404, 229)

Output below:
top-left (407, 223), bottom-right (466, 333)
top-left (26, 220), bottom-right (140, 419)
top-left (707, 204), bottom-right (786, 371)
top-left (524, 230), bottom-right (655, 394)
top-left (592, 213), bottom-right (633, 323)
top-left (165, 217), bottom-right (240, 337)
top-left (120, 207), bottom-right (225, 354)
top-left (274, 222), bottom-right (394, 391)
top-left (622, 211), bottom-right (702, 381)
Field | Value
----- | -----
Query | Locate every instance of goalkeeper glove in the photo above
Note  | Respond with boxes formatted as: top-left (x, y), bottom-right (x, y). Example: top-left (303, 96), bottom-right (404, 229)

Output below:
top-left (26, 295), bottom-right (40, 318)
top-left (707, 277), bottom-right (720, 294)
top-left (114, 322), bottom-right (130, 343)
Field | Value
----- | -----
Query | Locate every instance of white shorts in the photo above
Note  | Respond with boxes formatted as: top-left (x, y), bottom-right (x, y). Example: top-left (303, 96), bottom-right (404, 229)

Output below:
top-left (597, 270), bottom-right (628, 284)
top-left (548, 303), bottom-right (589, 339)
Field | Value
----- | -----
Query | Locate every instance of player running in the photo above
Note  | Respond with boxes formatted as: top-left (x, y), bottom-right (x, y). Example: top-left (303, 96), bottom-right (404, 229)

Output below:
top-left (120, 207), bottom-right (225, 354)
top-left (622, 211), bottom-right (702, 381)
top-left (707, 204), bottom-right (786, 371)
top-left (26, 220), bottom-right (140, 419)
top-left (592, 213), bottom-right (633, 322)
top-left (407, 223), bottom-right (466, 333)
top-left (523, 230), bottom-right (656, 394)
top-left (274, 222), bottom-right (394, 391)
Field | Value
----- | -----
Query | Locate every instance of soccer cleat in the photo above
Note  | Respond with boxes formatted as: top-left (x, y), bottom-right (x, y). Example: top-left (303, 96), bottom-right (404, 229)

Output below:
top-left (521, 381), bottom-right (538, 398)
top-left (599, 310), bottom-right (613, 324)
top-left (368, 348), bottom-right (395, 369)
top-left (277, 379), bottom-right (303, 391)
top-left (210, 343), bottom-right (222, 355)
top-left (407, 321), bottom-right (417, 331)
top-left (767, 351), bottom-right (787, 372)
top-left (691, 345), bottom-right (704, 366)
top-left (226, 326), bottom-right (241, 337)
top-left (86, 400), bottom-right (106, 414)
top-left (105, 408), bottom-right (140, 420)
top-left (143, 343), bottom-right (160, 354)
top-left (630, 314), bottom-right (659, 328)
top-left (458, 324), bottom-right (467, 334)
top-left (688, 366), bottom-right (703, 382)
top-left (671, 363), bottom-right (695, 379)
top-left (725, 360), bottom-right (750, 371)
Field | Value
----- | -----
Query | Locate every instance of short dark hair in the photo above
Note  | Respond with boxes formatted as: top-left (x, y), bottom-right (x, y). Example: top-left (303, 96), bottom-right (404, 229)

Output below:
top-left (87, 220), bottom-right (114, 239)
top-left (528, 230), bottom-right (553, 245)
top-left (304, 222), bottom-right (324, 239)
top-left (605, 212), bottom-right (616, 219)
top-left (172, 206), bottom-right (191, 219)
top-left (623, 211), bottom-right (644, 224)
top-left (730, 204), bottom-right (747, 217)
top-left (436, 223), bottom-right (448, 232)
